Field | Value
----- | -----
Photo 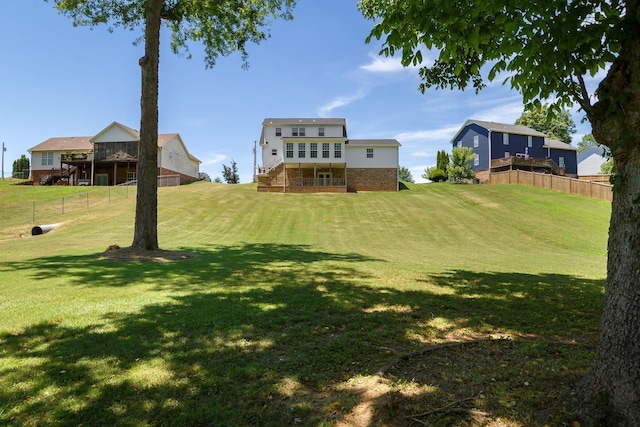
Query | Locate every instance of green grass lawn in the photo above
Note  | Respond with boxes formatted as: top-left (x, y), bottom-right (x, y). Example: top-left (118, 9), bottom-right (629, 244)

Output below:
top-left (0, 181), bottom-right (610, 426)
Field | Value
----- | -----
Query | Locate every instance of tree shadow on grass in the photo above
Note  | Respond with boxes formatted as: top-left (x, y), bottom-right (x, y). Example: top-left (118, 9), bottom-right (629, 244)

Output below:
top-left (0, 243), bottom-right (380, 291)
top-left (0, 246), bottom-right (605, 426)
top-left (417, 269), bottom-right (605, 340)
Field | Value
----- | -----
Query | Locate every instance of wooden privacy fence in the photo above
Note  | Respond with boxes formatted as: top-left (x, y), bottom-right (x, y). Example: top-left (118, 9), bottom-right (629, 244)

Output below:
top-left (490, 170), bottom-right (613, 202)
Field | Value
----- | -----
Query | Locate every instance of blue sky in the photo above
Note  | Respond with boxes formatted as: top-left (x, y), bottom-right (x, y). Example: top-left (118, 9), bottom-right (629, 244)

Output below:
top-left (1, 1), bottom-right (601, 183)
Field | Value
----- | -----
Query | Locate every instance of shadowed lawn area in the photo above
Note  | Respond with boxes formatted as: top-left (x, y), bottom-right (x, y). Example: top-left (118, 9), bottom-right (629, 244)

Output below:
top-left (0, 182), bottom-right (608, 425)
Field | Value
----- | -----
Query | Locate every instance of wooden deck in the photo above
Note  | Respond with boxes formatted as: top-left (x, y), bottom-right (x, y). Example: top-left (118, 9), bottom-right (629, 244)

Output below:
top-left (491, 156), bottom-right (564, 175)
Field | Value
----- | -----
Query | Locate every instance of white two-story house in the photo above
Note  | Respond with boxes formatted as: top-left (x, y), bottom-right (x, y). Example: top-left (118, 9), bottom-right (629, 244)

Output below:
top-left (257, 118), bottom-right (400, 192)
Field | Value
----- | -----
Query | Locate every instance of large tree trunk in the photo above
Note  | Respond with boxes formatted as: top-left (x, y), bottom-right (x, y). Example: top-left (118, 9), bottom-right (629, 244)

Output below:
top-left (131, 0), bottom-right (162, 251)
top-left (577, 14), bottom-right (640, 425)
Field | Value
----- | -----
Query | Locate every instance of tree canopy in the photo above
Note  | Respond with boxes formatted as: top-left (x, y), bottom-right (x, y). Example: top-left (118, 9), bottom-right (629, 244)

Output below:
top-left (49, 0), bottom-right (296, 250)
top-left (577, 133), bottom-right (599, 153)
top-left (448, 146), bottom-right (476, 182)
top-left (514, 104), bottom-right (576, 144)
top-left (398, 166), bottom-right (414, 183)
top-left (12, 154), bottom-right (30, 179)
top-left (359, 0), bottom-right (640, 423)
top-left (222, 160), bottom-right (240, 184)
top-left (48, 0), bottom-right (295, 69)
top-left (422, 149), bottom-right (449, 182)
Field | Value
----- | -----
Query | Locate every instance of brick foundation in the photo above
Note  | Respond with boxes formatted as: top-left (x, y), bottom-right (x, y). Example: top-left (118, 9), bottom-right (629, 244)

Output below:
top-left (158, 167), bottom-right (198, 185)
top-left (257, 166), bottom-right (398, 192)
top-left (346, 168), bottom-right (398, 192)
top-left (30, 167), bottom-right (198, 186)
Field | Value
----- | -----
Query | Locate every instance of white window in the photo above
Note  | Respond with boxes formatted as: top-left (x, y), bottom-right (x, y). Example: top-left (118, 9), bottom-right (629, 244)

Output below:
top-left (528, 135), bottom-right (533, 147)
top-left (318, 127), bottom-right (325, 137)
top-left (334, 143), bottom-right (341, 158)
top-left (285, 143), bottom-right (294, 158)
top-left (275, 128), bottom-right (281, 137)
top-left (127, 172), bottom-right (137, 181)
top-left (366, 148), bottom-right (374, 158)
top-left (503, 133), bottom-right (509, 145)
top-left (559, 157), bottom-right (565, 167)
top-left (310, 143), bottom-right (318, 158)
top-left (474, 155), bottom-right (479, 166)
top-left (473, 135), bottom-right (479, 147)
top-left (292, 128), bottom-right (299, 137)
top-left (299, 127), bottom-right (306, 136)
top-left (322, 143), bottom-right (330, 158)
top-left (271, 149), bottom-right (277, 156)
top-left (504, 152), bottom-right (510, 157)
top-left (298, 143), bottom-right (306, 158)
top-left (42, 152), bottom-right (53, 166)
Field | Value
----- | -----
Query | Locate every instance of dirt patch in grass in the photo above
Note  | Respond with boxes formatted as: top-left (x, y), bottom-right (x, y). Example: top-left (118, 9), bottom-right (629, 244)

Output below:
top-left (98, 245), bottom-right (198, 262)
top-left (361, 337), bottom-right (590, 426)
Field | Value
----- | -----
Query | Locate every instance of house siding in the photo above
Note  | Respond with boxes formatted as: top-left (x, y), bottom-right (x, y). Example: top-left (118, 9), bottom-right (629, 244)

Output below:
top-left (578, 153), bottom-right (607, 175)
top-left (454, 123), bottom-right (490, 171)
top-left (31, 151), bottom-right (62, 172)
top-left (345, 146), bottom-right (398, 168)
top-left (260, 122), bottom-right (346, 169)
top-left (490, 132), bottom-right (546, 161)
top-left (159, 137), bottom-right (200, 181)
top-left (548, 149), bottom-right (578, 175)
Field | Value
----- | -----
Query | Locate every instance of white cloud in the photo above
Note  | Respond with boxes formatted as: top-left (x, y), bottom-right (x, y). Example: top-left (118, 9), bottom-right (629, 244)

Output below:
top-left (359, 52), bottom-right (422, 73)
top-left (360, 55), bottom-right (405, 73)
top-left (472, 101), bottom-right (524, 124)
top-left (317, 89), bottom-right (369, 117)
top-left (200, 153), bottom-right (227, 166)
top-left (395, 125), bottom-right (461, 144)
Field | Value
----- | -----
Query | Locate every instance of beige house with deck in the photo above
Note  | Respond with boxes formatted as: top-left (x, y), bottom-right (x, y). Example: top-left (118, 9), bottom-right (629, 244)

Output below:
top-left (28, 122), bottom-right (200, 186)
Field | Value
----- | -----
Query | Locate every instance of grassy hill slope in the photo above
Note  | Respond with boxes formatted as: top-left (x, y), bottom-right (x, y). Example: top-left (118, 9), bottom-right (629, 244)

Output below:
top-left (0, 181), bottom-right (610, 426)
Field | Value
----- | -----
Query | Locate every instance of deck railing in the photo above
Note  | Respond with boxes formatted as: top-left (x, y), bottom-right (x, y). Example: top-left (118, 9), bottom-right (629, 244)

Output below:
top-left (290, 178), bottom-right (346, 187)
top-left (258, 159), bottom-right (283, 175)
top-left (61, 153), bottom-right (92, 162)
top-left (491, 156), bottom-right (562, 174)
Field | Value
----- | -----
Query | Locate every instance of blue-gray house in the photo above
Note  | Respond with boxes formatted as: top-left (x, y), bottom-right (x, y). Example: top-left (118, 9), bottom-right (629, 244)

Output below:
top-left (450, 119), bottom-right (578, 182)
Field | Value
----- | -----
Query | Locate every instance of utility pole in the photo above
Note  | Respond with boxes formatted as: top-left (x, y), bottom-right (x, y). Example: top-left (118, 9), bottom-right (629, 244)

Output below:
top-left (252, 140), bottom-right (257, 183)
top-left (1, 142), bottom-right (6, 180)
